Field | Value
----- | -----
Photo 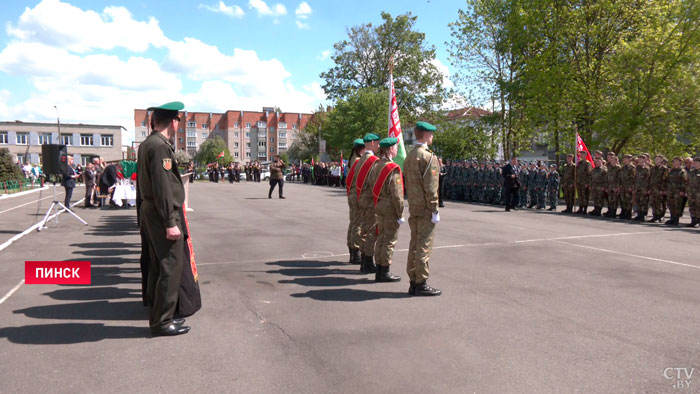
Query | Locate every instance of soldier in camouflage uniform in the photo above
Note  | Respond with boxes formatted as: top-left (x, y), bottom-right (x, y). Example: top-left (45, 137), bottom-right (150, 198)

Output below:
top-left (519, 162), bottom-right (529, 208)
top-left (561, 155), bottom-right (576, 213)
top-left (633, 154), bottom-right (651, 222)
top-left (604, 153), bottom-right (621, 218)
top-left (649, 154), bottom-right (669, 223)
top-left (464, 162), bottom-right (474, 202)
top-left (547, 164), bottom-right (560, 211)
top-left (589, 157), bottom-right (608, 216)
top-left (666, 157), bottom-right (688, 226)
top-left (618, 154), bottom-right (636, 220)
top-left (475, 162), bottom-right (485, 203)
top-left (686, 157), bottom-right (700, 227)
top-left (527, 162), bottom-right (538, 208)
top-left (534, 161), bottom-right (547, 209)
top-left (575, 151), bottom-right (593, 214)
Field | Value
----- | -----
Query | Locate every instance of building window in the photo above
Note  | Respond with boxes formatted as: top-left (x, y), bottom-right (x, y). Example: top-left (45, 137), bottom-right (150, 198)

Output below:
top-left (201, 123), bottom-right (207, 129)
top-left (141, 131), bottom-right (147, 137)
top-left (61, 134), bottom-right (72, 146)
top-left (292, 124), bottom-right (297, 130)
top-left (214, 124), bottom-right (219, 130)
top-left (0, 132), bottom-right (7, 144)
top-left (202, 133), bottom-right (208, 139)
top-left (245, 122), bottom-right (251, 129)
top-left (234, 152), bottom-right (239, 158)
top-left (16, 132), bottom-right (28, 145)
top-left (257, 152), bottom-right (266, 158)
top-left (187, 121), bottom-right (196, 128)
top-left (245, 132), bottom-right (250, 138)
top-left (141, 121), bottom-right (146, 127)
top-left (258, 141), bottom-right (266, 147)
top-left (80, 134), bottom-right (94, 146)
top-left (270, 137), bottom-right (275, 143)
top-left (234, 142), bottom-right (239, 148)
top-left (187, 141), bottom-right (196, 148)
top-left (269, 127), bottom-right (275, 133)
top-left (187, 132), bottom-right (196, 137)
top-left (234, 122), bottom-right (239, 128)
top-left (270, 147), bottom-right (275, 153)
top-left (257, 132), bottom-right (266, 138)
top-left (245, 152), bottom-right (250, 158)
top-left (279, 132), bottom-right (286, 139)
top-left (39, 133), bottom-right (52, 145)
top-left (278, 122), bottom-right (287, 129)
top-left (279, 143), bottom-right (287, 149)
top-left (257, 121), bottom-right (266, 129)
top-left (246, 142), bottom-right (251, 148)
top-left (17, 154), bottom-right (25, 164)
top-left (101, 135), bottom-right (114, 146)
top-left (179, 138), bottom-right (184, 143)
top-left (234, 132), bottom-right (239, 138)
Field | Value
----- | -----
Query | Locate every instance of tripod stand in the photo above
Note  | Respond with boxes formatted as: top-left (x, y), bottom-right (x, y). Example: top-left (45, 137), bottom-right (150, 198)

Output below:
top-left (37, 182), bottom-right (88, 231)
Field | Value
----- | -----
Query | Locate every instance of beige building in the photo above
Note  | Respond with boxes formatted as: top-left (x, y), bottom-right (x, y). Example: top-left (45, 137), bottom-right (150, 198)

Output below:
top-left (0, 121), bottom-right (125, 165)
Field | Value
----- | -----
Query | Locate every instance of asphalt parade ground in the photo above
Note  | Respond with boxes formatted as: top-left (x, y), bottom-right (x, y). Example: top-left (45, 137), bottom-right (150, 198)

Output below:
top-left (0, 181), bottom-right (699, 393)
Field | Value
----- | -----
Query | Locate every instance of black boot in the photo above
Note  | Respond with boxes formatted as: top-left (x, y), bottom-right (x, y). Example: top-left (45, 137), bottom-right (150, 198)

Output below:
top-left (665, 216), bottom-right (676, 225)
top-left (412, 281), bottom-right (441, 296)
top-left (349, 248), bottom-right (361, 265)
top-left (687, 217), bottom-right (699, 227)
top-left (360, 254), bottom-right (377, 274)
top-left (376, 265), bottom-right (401, 282)
top-left (408, 281), bottom-right (416, 295)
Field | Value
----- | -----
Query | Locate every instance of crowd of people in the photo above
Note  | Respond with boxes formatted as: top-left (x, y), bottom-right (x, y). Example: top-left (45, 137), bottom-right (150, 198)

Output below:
top-left (442, 151), bottom-right (700, 227)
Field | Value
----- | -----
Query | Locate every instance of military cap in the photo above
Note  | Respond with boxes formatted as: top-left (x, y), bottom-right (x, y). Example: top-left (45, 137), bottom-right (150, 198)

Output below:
top-left (363, 133), bottom-right (380, 142)
top-left (694, 157), bottom-right (700, 162)
top-left (672, 156), bottom-right (682, 162)
top-left (550, 164), bottom-right (557, 168)
top-left (414, 121), bottom-right (437, 132)
top-left (623, 154), bottom-right (633, 159)
top-left (379, 137), bottom-right (398, 148)
top-left (594, 150), bottom-right (603, 155)
top-left (147, 101), bottom-right (184, 123)
top-left (353, 138), bottom-right (365, 147)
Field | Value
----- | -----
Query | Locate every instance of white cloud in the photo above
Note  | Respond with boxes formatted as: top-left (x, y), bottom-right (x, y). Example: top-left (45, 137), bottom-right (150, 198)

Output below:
top-left (248, 0), bottom-right (286, 16)
top-left (317, 49), bottom-right (331, 61)
top-left (199, 1), bottom-right (245, 18)
top-left (295, 20), bottom-right (310, 30)
top-left (430, 58), bottom-right (454, 89)
top-left (295, 2), bottom-right (312, 18)
top-left (0, 0), bottom-right (326, 145)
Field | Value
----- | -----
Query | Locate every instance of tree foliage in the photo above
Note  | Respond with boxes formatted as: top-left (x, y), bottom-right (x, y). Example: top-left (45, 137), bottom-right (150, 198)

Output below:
top-left (321, 12), bottom-right (446, 124)
top-left (287, 106), bottom-right (323, 162)
top-left (0, 148), bottom-right (22, 182)
top-left (195, 136), bottom-right (231, 165)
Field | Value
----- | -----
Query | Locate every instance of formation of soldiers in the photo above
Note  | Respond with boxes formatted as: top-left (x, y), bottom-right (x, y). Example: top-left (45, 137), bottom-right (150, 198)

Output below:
top-left (443, 159), bottom-right (561, 210)
top-left (442, 150), bottom-right (700, 227)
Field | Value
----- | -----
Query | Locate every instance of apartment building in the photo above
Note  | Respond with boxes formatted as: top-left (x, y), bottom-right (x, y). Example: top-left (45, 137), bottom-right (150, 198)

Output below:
top-left (0, 121), bottom-right (125, 165)
top-left (134, 107), bottom-right (312, 162)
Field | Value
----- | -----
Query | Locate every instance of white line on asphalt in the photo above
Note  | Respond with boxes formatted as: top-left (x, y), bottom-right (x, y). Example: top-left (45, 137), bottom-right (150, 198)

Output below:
top-left (0, 198), bottom-right (85, 252)
top-left (0, 186), bottom-right (48, 200)
top-left (552, 240), bottom-right (700, 270)
top-left (0, 279), bottom-right (24, 305)
top-left (0, 192), bottom-right (62, 215)
top-left (513, 230), bottom-right (667, 244)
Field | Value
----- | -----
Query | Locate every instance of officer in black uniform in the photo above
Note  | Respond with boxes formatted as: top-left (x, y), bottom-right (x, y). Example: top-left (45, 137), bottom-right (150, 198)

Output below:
top-left (137, 101), bottom-right (201, 337)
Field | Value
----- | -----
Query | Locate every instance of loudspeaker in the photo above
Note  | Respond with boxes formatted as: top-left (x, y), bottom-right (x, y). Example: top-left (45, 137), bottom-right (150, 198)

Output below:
top-left (41, 144), bottom-right (68, 175)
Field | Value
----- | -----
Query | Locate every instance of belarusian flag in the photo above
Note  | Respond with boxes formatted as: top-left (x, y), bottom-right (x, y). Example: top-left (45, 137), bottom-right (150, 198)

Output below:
top-left (575, 133), bottom-right (596, 168)
top-left (388, 70), bottom-right (407, 168)
top-left (216, 151), bottom-right (224, 159)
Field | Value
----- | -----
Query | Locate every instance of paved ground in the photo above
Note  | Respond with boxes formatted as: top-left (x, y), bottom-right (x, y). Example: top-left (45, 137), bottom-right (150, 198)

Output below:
top-left (0, 181), bottom-right (699, 393)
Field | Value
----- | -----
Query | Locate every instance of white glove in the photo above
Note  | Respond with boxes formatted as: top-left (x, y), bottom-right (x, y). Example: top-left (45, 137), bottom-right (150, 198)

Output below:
top-left (397, 217), bottom-right (405, 225)
top-left (431, 211), bottom-right (440, 224)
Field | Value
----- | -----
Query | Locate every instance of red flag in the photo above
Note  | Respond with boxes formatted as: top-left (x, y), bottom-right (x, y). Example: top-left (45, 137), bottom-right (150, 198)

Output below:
top-left (216, 151), bottom-right (224, 159)
top-left (340, 151), bottom-right (344, 173)
top-left (311, 157), bottom-right (314, 166)
top-left (575, 133), bottom-right (596, 168)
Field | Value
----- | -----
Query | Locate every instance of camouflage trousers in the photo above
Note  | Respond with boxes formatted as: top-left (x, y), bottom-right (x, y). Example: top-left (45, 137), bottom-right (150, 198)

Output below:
top-left (591, 187), bottom-right (606, 208)
top-left (520, 187), bottom-right (529, 207)
top-left (650, 190), bottom-right (666, 219)
top-left (375, 213), bottom-right (400, 267)
top-left (668, 193), bottom-right (686, 218)
top-left (547, 187), bottom-right (559, 208)
top-left (563, 184), bottom-right (575, 209)
top-left (636, 190), bottom-right (650, 216)
top-left (576, 183), bottom-right (590, 208)
top-left (346, 198), bottom-right (362, 250)
top-left (358, 206), bottom-right (378, 256)
top-left (689, 191), bottom-right (700, 218)
top-left (536, 188), bottom-right (546, 208)
top-left (406, 214), bottom-right (435, 284)
top-left (528, 186), bottom-right (537, 206)
top-left (620, 188), bottom-right (634, 211)
top-left (607, 189), bottom-right (619, 213)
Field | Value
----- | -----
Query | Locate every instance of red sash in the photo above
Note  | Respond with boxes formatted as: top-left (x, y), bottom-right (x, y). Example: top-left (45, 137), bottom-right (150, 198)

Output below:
top-left (355, 155), bottom-right (379, 199)
top-left (346, 159), bottom-right (360, 196)
top-left (372, 162), bottom-right (403, 206)
top-left (182, 209), bottom-right (198, 282)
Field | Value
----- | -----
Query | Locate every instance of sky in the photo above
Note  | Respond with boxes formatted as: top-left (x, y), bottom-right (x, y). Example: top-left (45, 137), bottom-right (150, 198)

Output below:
top-left (0, 0), bottom-right (466, 144)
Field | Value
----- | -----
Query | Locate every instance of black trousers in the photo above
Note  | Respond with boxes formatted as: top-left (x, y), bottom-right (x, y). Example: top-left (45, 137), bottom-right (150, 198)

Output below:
top-left (85, 184), bottom-right (94, 206)
top-left (269, 178), bottom-right (284, 197)
top-left (64, 186), bottom-right (74, 208)
top-left (504, 185), bottom-right (519, 210)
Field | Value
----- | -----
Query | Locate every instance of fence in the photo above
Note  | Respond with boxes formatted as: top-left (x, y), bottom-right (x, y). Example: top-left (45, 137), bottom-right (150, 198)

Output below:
top-left (1, 177), bottom-right (45, 195)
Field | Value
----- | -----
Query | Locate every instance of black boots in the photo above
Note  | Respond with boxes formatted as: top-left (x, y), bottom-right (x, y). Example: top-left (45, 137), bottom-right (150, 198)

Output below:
top-left (375, 265), bottom-right (401, 282)
top-left (588, 207), bottom-right (602, 216)
top-left (349, 248), bottom-right (361, 265)
top-left (360, 254), bottom-right (377, 274)
top-left (686, 217), bottom-right (698, 228)
top-left (412, 282), bottom-right (441, 296)
top-left (665, 216), bottom-right (679, 226)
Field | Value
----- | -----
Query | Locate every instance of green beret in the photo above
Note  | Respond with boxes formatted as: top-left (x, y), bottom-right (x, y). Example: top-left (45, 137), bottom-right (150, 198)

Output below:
top-left (147, 101), bottom-right (184, 112)
top-left (353, 138), bottom-right (365, 147)
top-left (415, 121), bottom-right (437, 132)
top-left (379, 137), bottom-right (398, 148)
top-left (363, 133), bottom-right (380, 142)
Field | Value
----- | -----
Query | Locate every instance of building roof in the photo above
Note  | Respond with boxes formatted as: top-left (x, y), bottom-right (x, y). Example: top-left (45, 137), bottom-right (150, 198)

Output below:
top-left (445, 107), bottom-right (492, 120)
top-left (0, 120), bottom-right (125, 130)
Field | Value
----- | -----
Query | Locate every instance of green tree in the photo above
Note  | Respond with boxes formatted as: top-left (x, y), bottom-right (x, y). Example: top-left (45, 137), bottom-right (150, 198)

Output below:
top-left (321, 12), bottom-right (446, 123)
top-left (322, 88), bottom-right (387, 157)
top-left (0, 148), bottom-right (22, 182)
top-left (287, 106), bottom-right (324, 162)
top-left (195, 137), bottom-right (231, 165)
